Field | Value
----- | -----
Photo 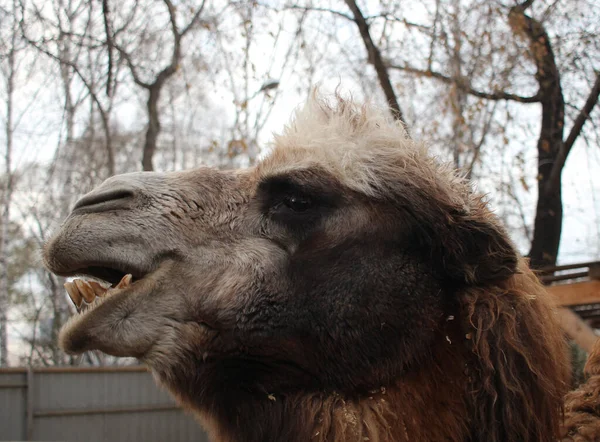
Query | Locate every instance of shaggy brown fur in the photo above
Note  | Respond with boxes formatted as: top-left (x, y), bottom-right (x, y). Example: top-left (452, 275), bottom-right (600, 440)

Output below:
top-left (560, 339), bottom-right (600, 441)
top-left (460, 261), bottom-right (570, 441)
top-left (43, 93), bottom-right (574, 441)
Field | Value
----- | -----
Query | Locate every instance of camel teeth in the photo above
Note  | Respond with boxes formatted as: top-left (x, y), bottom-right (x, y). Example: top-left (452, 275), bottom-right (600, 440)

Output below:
top-left (116, 274), bottom-right (133, 289)
top-left (75, 279), bottom-right (95, 303)
top-left (88, 280), bottom-right (109, 297)
top-left (65, 275), bottom-right (132, 315)
top-left (64, 281), bottom-right (83, 308)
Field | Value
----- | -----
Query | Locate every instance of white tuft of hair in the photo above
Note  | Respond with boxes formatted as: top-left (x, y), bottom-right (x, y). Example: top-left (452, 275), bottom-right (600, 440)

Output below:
top-left (261, 90), bottom-right (468, 210)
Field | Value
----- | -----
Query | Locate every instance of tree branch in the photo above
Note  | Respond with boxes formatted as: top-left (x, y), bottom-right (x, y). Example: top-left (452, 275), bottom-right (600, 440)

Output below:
top-left (365, 13), bottom-right (431, 33)
top-left (388, 63), bottom-right (541, 103)
top-left (343, 0), bottom-right (408, 129)
top-left (115, 44), bottom-right (150, 88)
top-left (181, 0), bottom-right (207, 37)
top-left (564, 72), bottom-right (600, 155)
top-left (125, 0), bottom-right (206, 90)
top-left (112, 0), bottom-right (140, 37)
top-left (23, 37), bottom-right (116, 175)
top-left (283, 4), bottom-right (429, 32)
top-left (101, 0), bottom-right (113, 97)
top-left (284, 5), bottom-right (353, 22)
top-left (547, 72), bottom-right (600, 191)
top-left (428, 0), bottom-right (441, 71)
top-left (162, 0), bottom-right (179, 40)
top-left (517, 0), bottom-right (535, 11)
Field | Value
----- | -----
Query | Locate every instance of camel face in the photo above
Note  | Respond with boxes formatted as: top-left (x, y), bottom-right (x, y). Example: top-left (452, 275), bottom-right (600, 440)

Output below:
top-left (43, 96), bottom-right (519, 408)
top-left (43, 160), bottom-right (446, 389)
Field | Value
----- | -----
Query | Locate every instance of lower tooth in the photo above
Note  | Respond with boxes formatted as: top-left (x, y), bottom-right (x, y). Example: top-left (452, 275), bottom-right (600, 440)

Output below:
top-left (88, 281), bottom-right (109, 297)
top-left (64, 282), bottom-right (83, 308)
top-left (75, 279), bottom-right (95, 303)
top-left (116, 274), bottom-right (133, 289)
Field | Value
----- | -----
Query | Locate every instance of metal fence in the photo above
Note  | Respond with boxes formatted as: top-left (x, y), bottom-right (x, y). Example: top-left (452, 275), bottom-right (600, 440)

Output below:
top-left (0, 366), bottom-right (209, 442)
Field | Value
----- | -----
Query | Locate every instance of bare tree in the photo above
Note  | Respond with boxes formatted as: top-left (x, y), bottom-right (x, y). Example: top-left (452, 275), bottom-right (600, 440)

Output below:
top-left (212, 2), bottom-right (308, 167)
top-left (20, 0), bottom-right (122, 178)
top-left (343, 0), bottom-right (408, 128)
top-left (508, 1), bottom-right (600, 267)
top-left (0, 0), bottom-right (20, 366)
top-left (326, 0), bottom-right (599, 267)
top-left (114, 0), bottom-right (208, 171)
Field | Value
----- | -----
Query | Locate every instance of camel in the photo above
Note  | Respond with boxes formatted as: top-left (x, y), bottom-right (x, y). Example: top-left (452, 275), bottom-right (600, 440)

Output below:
top-left (43, 93), bottom-right (600, 441)
top-left (561, 339), bottom-right (600, 441)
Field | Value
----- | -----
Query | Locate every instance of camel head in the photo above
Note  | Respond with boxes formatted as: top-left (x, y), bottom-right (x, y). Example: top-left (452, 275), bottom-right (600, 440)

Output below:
top-left (43, 95), bottom-right (568, 442)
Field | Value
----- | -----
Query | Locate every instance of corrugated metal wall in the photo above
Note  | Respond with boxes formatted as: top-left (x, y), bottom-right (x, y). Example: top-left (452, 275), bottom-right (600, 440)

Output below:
top-left (0, 366), bottom-right (209, 442)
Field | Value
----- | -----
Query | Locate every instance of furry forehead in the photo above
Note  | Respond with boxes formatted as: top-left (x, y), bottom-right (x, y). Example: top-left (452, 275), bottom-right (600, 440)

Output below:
top-left (257, 93), bottom-right (470, 208)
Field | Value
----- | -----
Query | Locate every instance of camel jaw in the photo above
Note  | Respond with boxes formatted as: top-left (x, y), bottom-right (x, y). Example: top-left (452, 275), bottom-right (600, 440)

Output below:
top-left (45, 239), bottom-right (221, 363)
top-left (53, 258), bottom-right (194, 360)
top-left (58, 277), bottom-right (144, 356)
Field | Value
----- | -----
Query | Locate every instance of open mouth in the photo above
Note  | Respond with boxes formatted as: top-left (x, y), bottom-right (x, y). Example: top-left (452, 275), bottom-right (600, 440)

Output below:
top-left (63, 265), bottom-right (148, 316)
top-left (54, 258), bottom-right (188, 358)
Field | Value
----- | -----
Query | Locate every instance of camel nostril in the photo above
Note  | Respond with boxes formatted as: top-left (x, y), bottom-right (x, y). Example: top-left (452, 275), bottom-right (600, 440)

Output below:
top-left (73, 188), bottom-right (135, 213)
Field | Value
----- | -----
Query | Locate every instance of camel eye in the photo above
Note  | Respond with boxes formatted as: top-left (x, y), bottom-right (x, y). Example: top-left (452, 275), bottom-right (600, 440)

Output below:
top-left (283, 195), bottom-right (313, 212)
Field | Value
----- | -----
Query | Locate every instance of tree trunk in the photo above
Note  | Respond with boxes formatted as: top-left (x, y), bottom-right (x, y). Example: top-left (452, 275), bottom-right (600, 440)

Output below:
top-left (529, 87), bottom-right (565, 267)
top-left (142, 86), bottom-right (162, 171)
top-left (59, 47), bottom-right (75, 215)
top-left (87, 48), bottom-right (115, 177)
top-left (344, 0), bottom-right (409, 129)
top-left (529, 60), bottom-right (565, 267)
top-left (98, 108), bottom-right (115, 176)
top-left (0, 12), bottom-right (16, 365)
top-left (449, 0), bottom-right (465, 171)
top-left (510, 3), bottom-right (565, 268)
top-left (121, 0), bottom-right (205, 171)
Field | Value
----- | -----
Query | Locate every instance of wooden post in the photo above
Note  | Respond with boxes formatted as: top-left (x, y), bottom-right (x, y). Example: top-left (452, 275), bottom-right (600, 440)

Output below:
top-left (589, 263), bottom-right (600, 280)
top-left (547, 281), bottom-right (600, 306)
top-left (26, 366), bottom-right (34, 440)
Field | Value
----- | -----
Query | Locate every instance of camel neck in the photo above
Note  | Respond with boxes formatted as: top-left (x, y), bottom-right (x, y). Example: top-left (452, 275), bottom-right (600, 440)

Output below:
top-left (197, 382), bottom-right (470, 442)
top-left (192, 356), bottom-right (471, 442)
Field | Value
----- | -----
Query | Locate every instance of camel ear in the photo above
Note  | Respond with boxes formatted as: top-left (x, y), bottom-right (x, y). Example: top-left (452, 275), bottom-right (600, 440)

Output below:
top-left (438, 214), bottom-right (518, 285)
